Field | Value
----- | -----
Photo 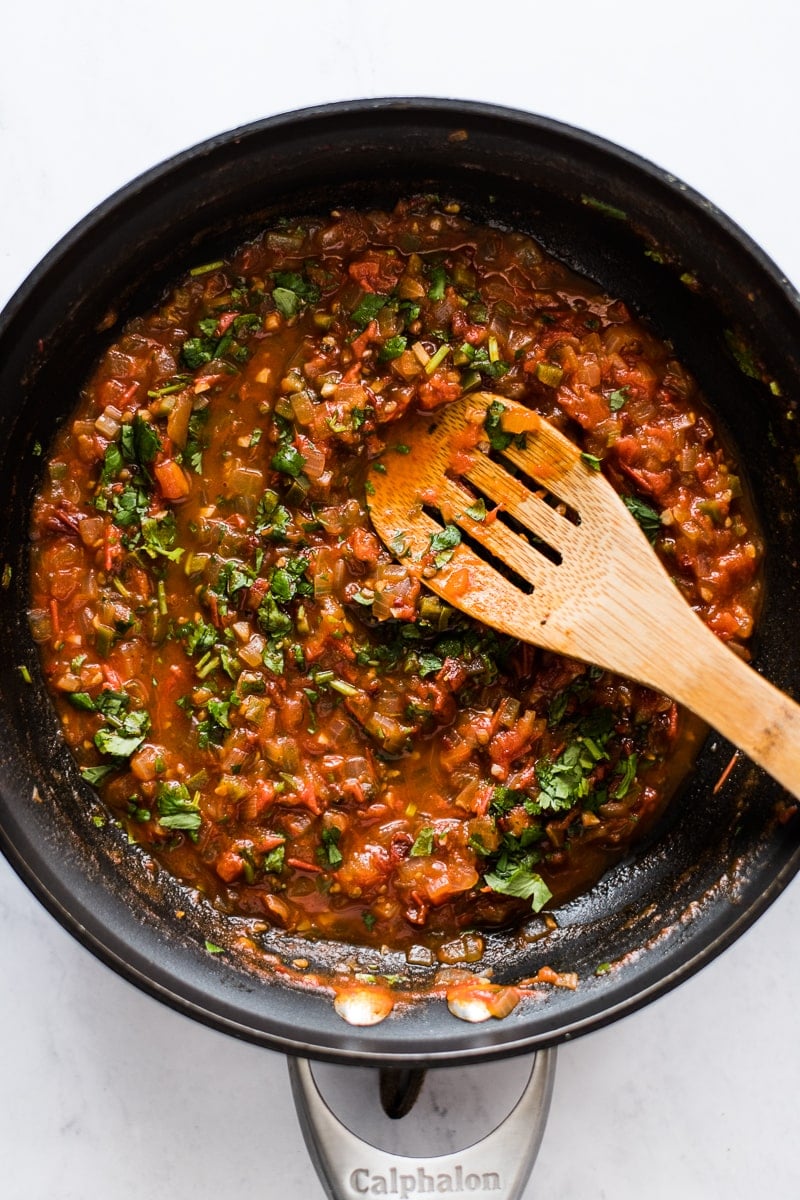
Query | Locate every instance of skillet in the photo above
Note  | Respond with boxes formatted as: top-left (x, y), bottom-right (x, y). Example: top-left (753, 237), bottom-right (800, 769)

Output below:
top-left (1, 98), bottom-right (799, 1069)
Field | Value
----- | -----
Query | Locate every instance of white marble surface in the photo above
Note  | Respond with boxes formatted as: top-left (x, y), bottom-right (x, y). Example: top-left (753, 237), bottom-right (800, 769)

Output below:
top-left (2, 2), bottom-right (800, 1196)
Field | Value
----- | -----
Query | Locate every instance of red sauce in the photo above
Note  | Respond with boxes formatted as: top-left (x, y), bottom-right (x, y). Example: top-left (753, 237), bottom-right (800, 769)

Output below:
top-left (28, 198), bottom-right (762, 954)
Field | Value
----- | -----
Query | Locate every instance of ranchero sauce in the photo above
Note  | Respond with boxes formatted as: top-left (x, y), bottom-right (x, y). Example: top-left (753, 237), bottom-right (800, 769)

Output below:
top-left (29, 198), bottom-right (762, 952)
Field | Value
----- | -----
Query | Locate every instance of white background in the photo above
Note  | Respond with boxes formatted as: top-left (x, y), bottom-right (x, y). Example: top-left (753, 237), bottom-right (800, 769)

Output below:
top-left (2, 2), bottom-right (800, 1197)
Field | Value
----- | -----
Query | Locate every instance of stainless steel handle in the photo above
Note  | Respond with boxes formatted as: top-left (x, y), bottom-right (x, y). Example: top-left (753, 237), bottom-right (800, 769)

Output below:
top-left (288, 1050), bottom-right (556, 1200)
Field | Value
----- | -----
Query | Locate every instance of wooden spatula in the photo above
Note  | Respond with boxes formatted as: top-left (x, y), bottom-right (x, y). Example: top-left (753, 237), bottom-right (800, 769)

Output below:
top-left (367, 391), bottom-right (800, 802)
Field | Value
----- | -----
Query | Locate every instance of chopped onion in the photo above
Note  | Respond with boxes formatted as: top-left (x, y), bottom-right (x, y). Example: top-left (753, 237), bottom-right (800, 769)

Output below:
top-left (375, 689), bottom-right (406, 717)
top-left (239, 634), bottom-right (266, 668)
top-left (447, 982), bottom-right (520, 1022)
top-left (301, 440), bottom-right (326, 480)
top-left (334, 986), bottom-right (394, 1026)
top-left (313, 547), bottom-right (344, 598)
top-left (94, 405), bottom-right (123, 439)
top-left (79, 516), bottom-right (105, 547)
top-left (317, 499), bottom-right (361, 536)
top-left (495, 696), bottom-right (520, 728)
top-left (166, 392), bottom-right (193, 448)
top-left (290, 390), bottom-right (317, 426)
top-left (372, 563), bottom-right (413, 621)
top-left (437, 934), bottom-right (485, 964)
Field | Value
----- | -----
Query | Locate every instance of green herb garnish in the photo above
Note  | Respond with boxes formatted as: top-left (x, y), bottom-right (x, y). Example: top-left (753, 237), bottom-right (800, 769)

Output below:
top-left (409, 826), bottom-right (435, 856)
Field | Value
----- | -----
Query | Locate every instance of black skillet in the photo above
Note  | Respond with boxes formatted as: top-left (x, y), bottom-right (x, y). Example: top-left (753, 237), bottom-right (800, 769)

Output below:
top-left (1, 101), bottom-right (799, 1082)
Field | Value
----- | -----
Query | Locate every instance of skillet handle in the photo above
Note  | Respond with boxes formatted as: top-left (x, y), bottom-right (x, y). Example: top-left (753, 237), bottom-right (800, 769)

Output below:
top-left (288, 1050), bottom-right (556, 1200)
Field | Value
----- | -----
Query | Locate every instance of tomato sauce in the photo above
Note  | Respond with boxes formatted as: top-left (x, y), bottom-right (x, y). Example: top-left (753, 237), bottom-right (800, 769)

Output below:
top-left (29, 198), bottom-right (762, 955)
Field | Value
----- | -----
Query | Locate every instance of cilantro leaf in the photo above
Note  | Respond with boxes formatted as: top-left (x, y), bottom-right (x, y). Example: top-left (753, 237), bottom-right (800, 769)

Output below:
top-left (109, 483), bottom-right (149, 530)
top-left (125, 414), bottom-right (162, 466)
top-left (483, 865), bottom-right (552, 911)
top-left (429, 524), bottom-right (462, 569)
top-left (320, 826), bottom-right (343, 867)
top-left (427, 265), bottom-right (447, 300)
top-left (271, 443), bottom-right (306, 478)
top-left (156, 780), bottom-right (201, 833)
top-left (465, 498), bottom-right (487, 521)
top-left (207, 697), bottom-right (231, 730)
top-left (94, 707), bottom-right (150, 759)
top-left (623, 495), bottom-right (661, 544)
top-left (141, 511), bottom-right (184, 562)
top-left (80, 764), bottom-right (118, 786)
top-left (176, 617), bottom-right (218, 657)
top-left (256, 490), bottom-right (291, 540)
top-left (483, 400), bottom-right (514, 451)
top-left (262, 640), bottom-right (285, 676)
top-left (263, 844), bottom-right (286, 873)
top-left (409, 826), bottom-right (435, 856)
top-left (272, 270), bottom-right (321, 313)
top-left (613, 752), bottom-right (638, 799)
top-left (351, 292), bottom-right (388, 331)
top-left (272, 288), bottom-right (301, 318)
top-left (100, 442), bottom-right (124, 484)
top-left (181, 336), bottom-right (215, 369)
top-left (379, 335), bottom-right (407, 361)
top-left (417, 652), bottom-right (443, 678)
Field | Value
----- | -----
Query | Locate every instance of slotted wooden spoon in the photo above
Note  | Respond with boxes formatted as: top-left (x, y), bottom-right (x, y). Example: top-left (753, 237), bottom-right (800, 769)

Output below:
top-left (368, 391), bottom-right (800, 802)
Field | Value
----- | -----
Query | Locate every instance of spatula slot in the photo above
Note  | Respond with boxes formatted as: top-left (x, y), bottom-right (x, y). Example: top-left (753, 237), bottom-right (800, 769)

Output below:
top-left (484, 446), bottom-right (582, 528)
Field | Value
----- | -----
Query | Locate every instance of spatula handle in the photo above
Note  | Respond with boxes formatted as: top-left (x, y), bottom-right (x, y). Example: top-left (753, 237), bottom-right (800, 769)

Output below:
top-left (654, 612), bottom-right (800, 802)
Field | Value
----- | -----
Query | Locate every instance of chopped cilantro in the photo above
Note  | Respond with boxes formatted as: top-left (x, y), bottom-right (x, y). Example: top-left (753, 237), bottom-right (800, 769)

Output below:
top-left (427, 265), bottom-right (447, 300)
top-left (80, 764), bottom-right (118, 786)
top-left (263, 844), bottom-right (286, 874)
top-left (613, 752), bottom-right (638, 799)
top-left (94, 704), bottom-right (150, 760)
top-left (182, 408), bottom-right (209, 475)
top-left (256, 490), bottom-right (291, 540)
top-left (352, 406), bottom-right (375, 431)
top-left (273, 270), bottom-right (320, 311)
top-left (428, 524), bottom-right (462, 569)
top-left (535, 708), bottom-right (614, 811)
top-left (417, 652), bottom-right (443, 677)
top-left (483, 865), bottom-right (553, 911)
top-left (176, 617), bottom-right (218, 657)
top-left (460, 343), bottom-right (509, 380)
top-left (465, 498), bottom-right (487, 521)
top-left (272, 288), bottom-right (301, 318)
top-left (141, 511), bottom-right (184, 562)
top-left (320, 826), bottom-right (343, 867)
top-left (623, 495), bottom-right (661, 544)
top-left (156, 780), bottom-right (201, 834)
top-left (100, 441), bottom-right (124, 484)
top-left (207, 697), bottom-right (231, 730)
top-left (489, 786), bottom-right (531, 816)
top-left (409, 826), bottom-right (435, 856)
top-left (608, 387), bottom-right (628, 411)
top-left (379, 335), bottom-right (407, 361)
top-left (483, 400), bottom-right (514, 451)
top-left (182, 336), bottom-right (216, 369)
top-left (271, 443), bottom-right (306, 478)
top-left (351, 292), bottom-right (388, 331)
